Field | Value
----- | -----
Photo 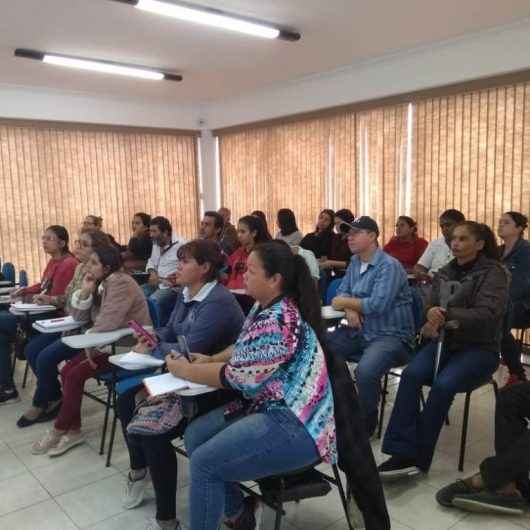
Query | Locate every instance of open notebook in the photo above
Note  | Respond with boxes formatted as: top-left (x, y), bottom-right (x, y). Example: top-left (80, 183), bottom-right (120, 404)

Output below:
top-left (109, 352), bottom-right (165, 370)
top-left (33, 316), bottom-right (87, 333)
top-left (143, 372), bottom-right (209, 397)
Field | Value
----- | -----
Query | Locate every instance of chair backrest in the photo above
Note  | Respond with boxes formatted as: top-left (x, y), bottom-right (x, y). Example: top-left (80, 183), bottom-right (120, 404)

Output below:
top-left (18, 270), bottom-right (28, 287)
top-left (147, 297), bottom-right (161, 329)
top-left (325, 277), bottom-right (343, 306)
top-left (410, 285), bottom-right (426, 334)
top-left (1, 262), bottom-right (15, 283)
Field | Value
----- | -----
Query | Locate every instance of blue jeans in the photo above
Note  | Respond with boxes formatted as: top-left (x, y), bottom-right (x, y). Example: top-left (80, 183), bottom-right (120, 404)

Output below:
top-left (26, 337), bottom-right (79, 408)
top-left (142, 285), bottom-right (177, 326)
top-left (184, 405), bottom-right (320, 530)
top-left (324, 326), bottom-right (412, 435)
top-left (382, 341), bottom-right (499, 470)
top-left (0, 310), bottom-right (18, 387)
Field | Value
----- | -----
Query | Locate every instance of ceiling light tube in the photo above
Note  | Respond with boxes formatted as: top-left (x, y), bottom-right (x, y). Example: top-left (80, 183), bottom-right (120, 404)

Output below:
top-left (112, 0), bottom-right (300, 41)
top-left (14, 49), bottom-right (182, 82)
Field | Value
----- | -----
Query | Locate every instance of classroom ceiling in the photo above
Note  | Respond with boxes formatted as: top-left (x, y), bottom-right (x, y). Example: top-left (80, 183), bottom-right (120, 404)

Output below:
top-left (2, 0), bottom-right (530, 105)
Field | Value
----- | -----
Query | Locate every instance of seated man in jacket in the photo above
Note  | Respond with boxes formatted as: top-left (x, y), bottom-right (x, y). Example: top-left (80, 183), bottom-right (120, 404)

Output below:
top-left (324, 216), bottom-right (415, 437)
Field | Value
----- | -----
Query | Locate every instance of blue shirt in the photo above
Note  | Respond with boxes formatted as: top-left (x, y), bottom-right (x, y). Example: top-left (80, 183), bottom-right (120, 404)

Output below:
top-left (337, 248), bottom-right (415, 343)
top-left (152, 281), bottom-right (244, 358)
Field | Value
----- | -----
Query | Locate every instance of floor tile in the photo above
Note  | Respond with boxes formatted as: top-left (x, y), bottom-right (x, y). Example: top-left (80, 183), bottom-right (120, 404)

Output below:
top-left (31, 444), bottom-right (119, 496)
top-left (0, 499), bottom-right (78, 530)
top-left (0, 440), bottom-right (26, 481)
top-left (450, 512), bottom-right (529, 529)
top-left (0, 471), bottom-right (50, 516)
top-left (55, 474), bottom-right (127, 528)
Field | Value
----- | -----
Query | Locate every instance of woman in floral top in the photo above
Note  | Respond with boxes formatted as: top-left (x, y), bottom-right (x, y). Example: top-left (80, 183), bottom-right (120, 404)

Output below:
top-left (167, 241), bottom-right (336, 530)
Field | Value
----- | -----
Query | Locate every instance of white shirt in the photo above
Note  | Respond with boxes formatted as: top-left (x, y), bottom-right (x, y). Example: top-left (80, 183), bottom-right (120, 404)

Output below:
top-left (293, 246), bottom-right (320, 280)
top-left (146, 235), bottom-right (186, 289)
top-left (182, 281), bottom-right (217, 303)
top-left (417, 236), bottom-right (453, 274)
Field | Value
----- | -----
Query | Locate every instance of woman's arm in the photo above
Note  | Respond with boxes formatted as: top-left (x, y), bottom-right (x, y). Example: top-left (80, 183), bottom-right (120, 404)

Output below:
top-left (166, 356), bottom-right (226, 388)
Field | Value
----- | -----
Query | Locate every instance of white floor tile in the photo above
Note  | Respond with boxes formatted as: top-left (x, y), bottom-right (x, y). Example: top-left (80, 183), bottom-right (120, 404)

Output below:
top-left (0, 440), bottom-right (26, 481)
top-left (0, 499), bottom-right (78, 530)
top-left (450, 512), bottom-right (529, 529)
top-left (0, 471), bottom-right (50, 516)
top-left (31, 444), bottom-right (119, 496)
top-left (55, 474), bottom-right (127, 528)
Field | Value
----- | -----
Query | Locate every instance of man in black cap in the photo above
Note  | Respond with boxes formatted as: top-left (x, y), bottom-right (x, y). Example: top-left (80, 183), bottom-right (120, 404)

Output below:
top-left (325, 216), bottom-right (415, 437)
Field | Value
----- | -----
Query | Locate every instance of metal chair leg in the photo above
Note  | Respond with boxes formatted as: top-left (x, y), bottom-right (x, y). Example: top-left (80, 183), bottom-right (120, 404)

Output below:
top-left (99, 384), bottom-right (112, 455)
top-left (332, 464), bottom-right (355, 530)
top-left (106, 386), bottom-right (118, 467)
top-left (458, 391), bottom-right (472, 472)
top-left (273, 480), bottom-right (284, 530)
top-left (377, 373), bottom-right (389, 439)
top-left (22, 361), bottom-right (30, 389)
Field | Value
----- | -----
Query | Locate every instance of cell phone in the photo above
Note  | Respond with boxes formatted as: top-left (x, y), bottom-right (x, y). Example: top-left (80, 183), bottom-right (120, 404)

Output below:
top-left (177, 335), bottom-right (192, 363)
top-left (128, 320), bottom-right (157, 348)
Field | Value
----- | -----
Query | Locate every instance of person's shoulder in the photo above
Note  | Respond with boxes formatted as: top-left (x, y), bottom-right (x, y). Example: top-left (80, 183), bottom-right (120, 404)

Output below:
top-left (59, 254), bottom-right (79, 269)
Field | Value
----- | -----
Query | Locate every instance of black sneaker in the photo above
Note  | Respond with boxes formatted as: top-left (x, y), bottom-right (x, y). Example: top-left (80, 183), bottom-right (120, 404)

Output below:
top-left (225, 496), bottom-right (262, 530)
top-left (0, 386), bottom-right (20, 405)
top-left (378, 456), bottom-right (421, 481)
top-left (453, 491), bottom-right (526, 515)
top-left (436, 479), bottom-right (477, 508)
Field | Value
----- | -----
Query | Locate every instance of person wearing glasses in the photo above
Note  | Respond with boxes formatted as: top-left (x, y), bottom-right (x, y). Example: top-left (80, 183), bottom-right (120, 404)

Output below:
top-left (16, 228), bottom-right (111, 427)
top-left (0, 226), bottom-right (78, 405)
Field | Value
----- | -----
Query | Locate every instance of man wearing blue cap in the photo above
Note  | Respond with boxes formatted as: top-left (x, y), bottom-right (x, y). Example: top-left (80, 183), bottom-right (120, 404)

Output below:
top-left (325, 216), bottom-right (415, 437)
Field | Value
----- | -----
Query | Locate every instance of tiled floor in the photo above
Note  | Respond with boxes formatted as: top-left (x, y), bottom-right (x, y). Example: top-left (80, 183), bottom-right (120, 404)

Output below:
top-left (1, 363), bottom-right (529, 530)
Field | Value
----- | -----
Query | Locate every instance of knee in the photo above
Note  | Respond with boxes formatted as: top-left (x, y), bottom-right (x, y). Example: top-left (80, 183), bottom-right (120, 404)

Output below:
top-left (354, 360), bottom-right (381, 384)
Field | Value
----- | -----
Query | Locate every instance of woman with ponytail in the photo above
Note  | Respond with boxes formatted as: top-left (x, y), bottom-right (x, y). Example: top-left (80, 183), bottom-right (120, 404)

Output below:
top-left (384, 216), bottom-right (428, 272)
top-left (379, 221), bottom-right (509, 481)
top-left (166, 241), bottom-right (336, 530)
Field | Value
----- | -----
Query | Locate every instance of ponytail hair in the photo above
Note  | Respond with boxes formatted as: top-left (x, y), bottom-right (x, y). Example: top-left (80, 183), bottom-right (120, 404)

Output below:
top-left (505, 211), bottom-right (528, 235)
top-left (458, 221), bottom-right (500, 261)
top-left (398, 215), bottom-right (418, 236)
top-left (253, 241), bottom-right (322, 337)
top-left (46, 225), bottom-right (71, 255)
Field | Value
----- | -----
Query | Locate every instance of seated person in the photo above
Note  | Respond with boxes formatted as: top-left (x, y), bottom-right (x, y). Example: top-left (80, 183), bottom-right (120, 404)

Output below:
top-left (83, 214), bottom-right (121, 250)
top-left (498, 211), bottom-right (530, 385)
top-left (251, 210), bottom-right (273, 240)
top-left (413, 209), bottom-right (465, 280)
top-left (319, 209), bottom-right (355, 291)
top-left (274, 239), bottom-right (320, 284)
top-left (300, 209), bottom-right (335, 259)
top-left (326, 216), bottom-right (415, 437)
top-left (0, 225), bottom-right (78, 404)
top-left (379, 222), bottom-right (508, 479)
top-left (384, 216), bottom-right (428, 273)
top-left (225, 215), bottom-right (270, 290)
top-left (218, 207), bottom-right (240, 256)
top-left (122, 212), bottom-right (153, 273)
top-left (166, 241), bottom-right (336, 530)
top-left (199, 211), bottom-right (226, 252)
top-left (32, 245), bottom-right (151, 456)
top-left (144, 216), bottom-right (185, 326)
top-left (16, 228), bottom-right (111, 427)
top-left (436, 381), bottom-right (530, 515)
top-left (119, 240), bottom-right (245, 526)
top-left (275, 208), bottom-right (303, 246)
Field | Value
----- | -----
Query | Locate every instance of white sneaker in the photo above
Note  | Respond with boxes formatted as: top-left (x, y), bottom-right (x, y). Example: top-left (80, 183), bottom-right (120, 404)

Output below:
top-left (31, 429), bottom-right (62, 455)
top-left (145, 519), bottom-right (181, 530)
top-left (123, 470), bottom-right (150, 509)
top-left (48, 432), bottom-right (85, 457)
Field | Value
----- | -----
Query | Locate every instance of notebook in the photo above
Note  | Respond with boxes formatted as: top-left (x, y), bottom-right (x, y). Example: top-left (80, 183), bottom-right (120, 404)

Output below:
top-left (0, 287), bottom-right (14, 295)
top-left (11, 302), bottom-right (56, 312)
top-left (143, 372), bottom-right (209, 397)
top-left (109, 352), bottom-right (165, 370)
top-left (33, 316), bottom-right (86, 333)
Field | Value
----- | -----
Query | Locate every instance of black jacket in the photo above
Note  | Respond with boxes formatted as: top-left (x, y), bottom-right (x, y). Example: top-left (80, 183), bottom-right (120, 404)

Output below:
top-left (431, 254), bottom-right (509, 353)
top-left (500, 238), bottom-right (530, 309)
top-left (322, 343), bottom-right (391, 530)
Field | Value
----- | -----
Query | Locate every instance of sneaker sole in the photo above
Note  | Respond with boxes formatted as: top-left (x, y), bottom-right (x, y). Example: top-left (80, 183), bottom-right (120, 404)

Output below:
top-left (379, 467), bottom-right (421, 482)
top-left (48, 438), bottom-right (85, 457)
top-left (453, 497), bottom-right (524, 515)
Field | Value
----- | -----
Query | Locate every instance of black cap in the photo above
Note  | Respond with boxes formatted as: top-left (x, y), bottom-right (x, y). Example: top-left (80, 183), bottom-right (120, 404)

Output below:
top-left (349, 216), bottom-right (380, 236)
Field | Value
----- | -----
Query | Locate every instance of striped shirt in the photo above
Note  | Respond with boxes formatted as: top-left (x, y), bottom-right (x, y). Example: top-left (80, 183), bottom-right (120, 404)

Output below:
top-left (337, 248), bottom-right (415, 343)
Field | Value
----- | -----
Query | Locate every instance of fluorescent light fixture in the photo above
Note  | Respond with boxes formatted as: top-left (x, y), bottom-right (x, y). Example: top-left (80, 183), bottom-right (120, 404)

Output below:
top-left (112, 0), bottom-right (300, 41)
top-left (14, 49), bottom-right (182, 82)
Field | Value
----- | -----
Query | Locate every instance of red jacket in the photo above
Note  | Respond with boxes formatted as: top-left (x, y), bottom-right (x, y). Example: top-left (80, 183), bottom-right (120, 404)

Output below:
top-left (383, 236), bottom-right (428, 271)
top-left (226, 247), bottom-right (250, 290)
top-left (23, 254), bottom-right (79, 296)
